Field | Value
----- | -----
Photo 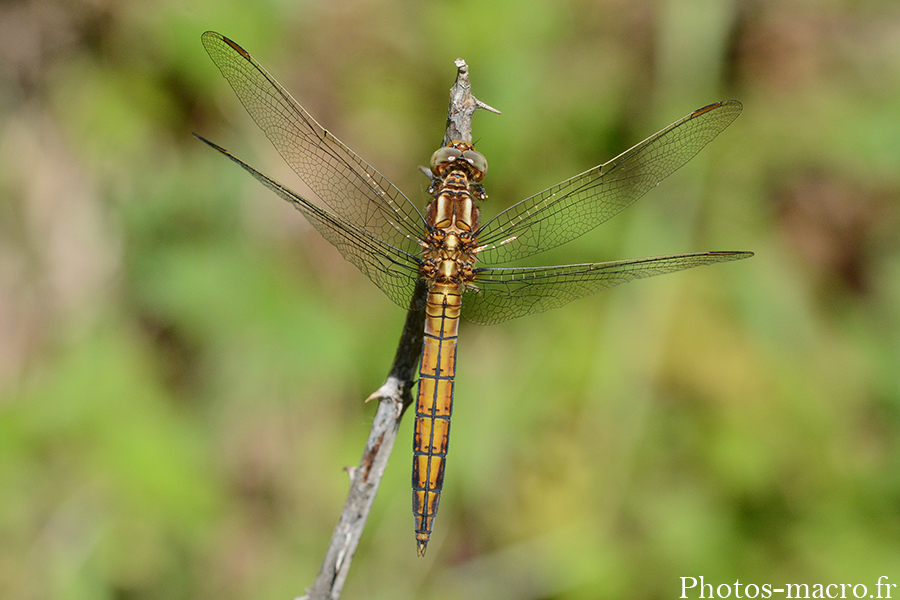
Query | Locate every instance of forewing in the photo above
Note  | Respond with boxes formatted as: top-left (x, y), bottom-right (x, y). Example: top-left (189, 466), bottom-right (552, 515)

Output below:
top-left (201, 31), bottom-right (425, 256)
top-left (461, 251), bottom-right (753, 325)
top-left (475, 101), bottom-right (743, 265)
top-left (196, 135), bottom-right (422, 309)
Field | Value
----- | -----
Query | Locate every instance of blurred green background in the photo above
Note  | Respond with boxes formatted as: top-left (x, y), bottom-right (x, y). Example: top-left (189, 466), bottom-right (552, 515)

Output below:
top-left (2, 0), bottom-right (899, 598)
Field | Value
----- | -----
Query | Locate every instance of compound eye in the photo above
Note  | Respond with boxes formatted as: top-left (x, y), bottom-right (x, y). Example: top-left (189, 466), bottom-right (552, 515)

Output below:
top-left (430, 147), bottom-right (463, 175)
top-left (462, 150), bottom-right (488, 181)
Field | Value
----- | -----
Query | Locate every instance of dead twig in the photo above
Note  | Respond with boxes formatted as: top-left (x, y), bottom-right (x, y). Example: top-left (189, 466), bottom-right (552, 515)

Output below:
top-left (302, 60), bottom-right (498, 600)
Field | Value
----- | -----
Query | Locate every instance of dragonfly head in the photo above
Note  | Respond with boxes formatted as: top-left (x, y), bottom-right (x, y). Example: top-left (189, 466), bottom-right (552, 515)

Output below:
top-left (430, 141), bottom-right (487, 182)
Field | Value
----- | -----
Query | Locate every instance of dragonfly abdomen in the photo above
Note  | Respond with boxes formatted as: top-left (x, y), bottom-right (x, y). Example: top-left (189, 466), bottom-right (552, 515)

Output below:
top-left (412, 285), bottom-right (461, 556)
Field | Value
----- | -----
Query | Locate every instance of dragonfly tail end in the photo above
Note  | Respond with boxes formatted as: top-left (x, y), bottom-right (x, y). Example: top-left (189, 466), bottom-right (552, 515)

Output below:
top-left (416, 536), bottom-right (429, 557)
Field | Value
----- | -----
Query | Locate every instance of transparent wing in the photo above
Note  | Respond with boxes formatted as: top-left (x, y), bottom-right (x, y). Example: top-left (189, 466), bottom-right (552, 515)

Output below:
top-left (475, 101), bottom-right (742, 265)
top-left (196, 135), bottom-right (422, 309)
top-left (461, 251), bottom-right (753, 325)
top-left (201, 31), bottom-right (426, 257)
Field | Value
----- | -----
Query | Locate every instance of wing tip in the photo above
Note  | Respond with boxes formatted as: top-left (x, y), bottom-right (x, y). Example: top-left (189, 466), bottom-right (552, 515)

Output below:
top-left (200, 30), bottom-right (251, 60)
top-left (690, 99), bottom-right (743, 119)
top-left (192, 132), bottom-right (231, 157)
top-left (709, 250), bottom-right (755, 260)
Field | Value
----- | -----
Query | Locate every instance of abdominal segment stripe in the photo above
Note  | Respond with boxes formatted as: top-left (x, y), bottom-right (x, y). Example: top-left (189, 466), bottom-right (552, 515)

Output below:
top-left (413, 288), bottom-right (460, 548)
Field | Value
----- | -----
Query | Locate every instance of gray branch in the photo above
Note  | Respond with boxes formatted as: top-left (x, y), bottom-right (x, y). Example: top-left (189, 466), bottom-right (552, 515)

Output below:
top-left (302, 58), bottom-right (498, 600)
top-left (442, 58), bottom-right (501, 146)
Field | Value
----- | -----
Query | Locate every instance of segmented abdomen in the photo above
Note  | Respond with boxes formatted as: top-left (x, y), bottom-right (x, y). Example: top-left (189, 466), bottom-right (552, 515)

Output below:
top-left (412, 284), bottom-right (461, 556)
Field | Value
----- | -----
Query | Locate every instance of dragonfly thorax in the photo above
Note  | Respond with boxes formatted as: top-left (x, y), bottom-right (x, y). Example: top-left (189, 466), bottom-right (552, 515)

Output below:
top-left (421, 163), bottom-right (483, 291)
top-left (420, 241), bottom-right (477, 292)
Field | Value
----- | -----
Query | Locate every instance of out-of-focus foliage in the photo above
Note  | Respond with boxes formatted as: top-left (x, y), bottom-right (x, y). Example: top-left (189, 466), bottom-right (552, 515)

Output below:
top-left (2, 0), bottom-right (899, 598)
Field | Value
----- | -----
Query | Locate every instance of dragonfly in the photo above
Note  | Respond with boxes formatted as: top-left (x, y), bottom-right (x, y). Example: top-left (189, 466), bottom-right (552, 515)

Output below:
top-left (196, 31), bottom-right (753, 556)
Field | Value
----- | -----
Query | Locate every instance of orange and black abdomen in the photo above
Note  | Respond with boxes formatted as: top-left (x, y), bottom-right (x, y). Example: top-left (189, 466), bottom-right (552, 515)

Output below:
top-left (412, 284), bottom-right (461, 556)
